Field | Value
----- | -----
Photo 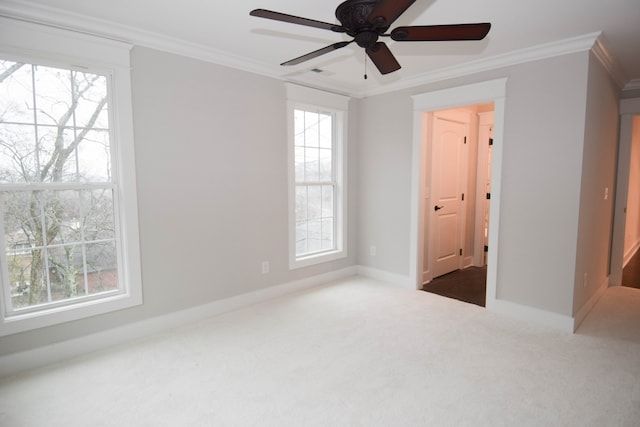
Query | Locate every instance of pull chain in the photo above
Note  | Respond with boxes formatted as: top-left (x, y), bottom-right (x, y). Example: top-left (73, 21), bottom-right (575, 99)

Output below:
top-left (364, 51), bottom-right (368, 80)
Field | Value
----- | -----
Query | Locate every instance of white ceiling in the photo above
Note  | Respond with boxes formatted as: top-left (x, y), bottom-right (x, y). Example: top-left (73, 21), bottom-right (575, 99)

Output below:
top-left (2, 0), bottom-right (640, 97)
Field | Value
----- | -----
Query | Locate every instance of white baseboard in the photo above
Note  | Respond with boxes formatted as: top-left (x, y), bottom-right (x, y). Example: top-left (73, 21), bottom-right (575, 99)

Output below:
top-left (572, 277), bottom-right (608, 331)
top-left (356, 265), bottom-right (414, 289)
top-left (486, 298), bottom-right (575, 332)
top-left (0, 266), bottom-right (357, 379)
top-left (462, 256), bottom-right (475, 269)
top-left (358, 264), bottom-right (578, 331)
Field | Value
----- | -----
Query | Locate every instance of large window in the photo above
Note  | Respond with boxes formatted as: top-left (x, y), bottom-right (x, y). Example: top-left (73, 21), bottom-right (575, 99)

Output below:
top-left (286, 84), bottom-right (348, 269)
top-left (0, 17), bottom-right (142, 335)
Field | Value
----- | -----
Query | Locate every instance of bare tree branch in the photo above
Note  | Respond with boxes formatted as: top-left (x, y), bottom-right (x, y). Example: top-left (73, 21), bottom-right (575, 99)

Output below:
top-left (0, 62), bottom-right (24, 84)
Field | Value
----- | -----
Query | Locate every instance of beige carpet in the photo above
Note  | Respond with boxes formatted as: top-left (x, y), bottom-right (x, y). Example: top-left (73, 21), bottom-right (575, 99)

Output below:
top-left (1, 276), bottom-right (639, 426)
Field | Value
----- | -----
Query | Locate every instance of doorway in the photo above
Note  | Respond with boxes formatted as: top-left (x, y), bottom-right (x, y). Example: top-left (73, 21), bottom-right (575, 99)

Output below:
top-left (610, 99), bottom-right (640, 286)
top-left (422, 104), bottom-right (494, 306)
top-left (409, 78), bottom-right (507, 311)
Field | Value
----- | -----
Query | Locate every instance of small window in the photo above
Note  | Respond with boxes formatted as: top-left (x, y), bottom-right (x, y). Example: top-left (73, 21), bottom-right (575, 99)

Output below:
top-left (294, 109), bottom-right (336, 256)
top-left (0, 18), bottom-right (142, 336)
top-left (286, 84), bottom-right (348, 269)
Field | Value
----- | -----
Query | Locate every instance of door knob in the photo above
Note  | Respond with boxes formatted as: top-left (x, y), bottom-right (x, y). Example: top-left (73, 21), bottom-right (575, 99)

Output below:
top-left (434, 205), bottom-right (444, 211)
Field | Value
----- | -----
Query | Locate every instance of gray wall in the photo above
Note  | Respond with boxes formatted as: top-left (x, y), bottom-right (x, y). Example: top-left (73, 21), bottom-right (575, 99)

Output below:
top-left (0, 47), bottom-right (359, 356)
top-left (356, 51), bottom-right (615, 317)
top-left (497, 54), bottom-right (589, 315)
top-left (356, 91), bottom-right (414, 275)
top-left (572, 52), bottom-right (620, 314)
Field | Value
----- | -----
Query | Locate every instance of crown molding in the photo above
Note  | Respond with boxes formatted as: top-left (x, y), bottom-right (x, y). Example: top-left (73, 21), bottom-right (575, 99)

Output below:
top-left (624, 79), bottom-right (640, 92)
top-left (591, 34), bottom-right (628, 89)
top-left (360, 32), bottom-right (604, 97)
top-left (0, 0), bottom-right (281, 79)
top-left (0, 1), bottom-right (626, 99)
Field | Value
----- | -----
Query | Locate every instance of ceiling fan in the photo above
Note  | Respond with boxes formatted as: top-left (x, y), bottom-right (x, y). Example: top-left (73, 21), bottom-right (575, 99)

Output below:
top-left (250, 0), bottom-right (491, 75)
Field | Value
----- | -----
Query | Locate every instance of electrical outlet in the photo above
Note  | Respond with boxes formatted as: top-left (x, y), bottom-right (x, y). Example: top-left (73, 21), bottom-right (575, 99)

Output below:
top-left (261, 261), bottom-right (269, 274)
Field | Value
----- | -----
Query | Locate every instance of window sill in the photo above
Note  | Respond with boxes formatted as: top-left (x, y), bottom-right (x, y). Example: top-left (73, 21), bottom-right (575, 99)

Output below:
top-left (290, 249), bottom-right (347, 270)
top-left (0, 291), bottom-right (142, 336)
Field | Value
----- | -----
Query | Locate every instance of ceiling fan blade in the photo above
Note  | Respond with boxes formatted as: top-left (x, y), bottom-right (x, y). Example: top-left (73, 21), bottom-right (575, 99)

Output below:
top-left (366, 42), bottom-right (401, 75)
top-left (281, 41), bottom-right (352, 66)
top-left (390, 23), bottom-right (491, 41)
top-left (250, 9), bottom-right (346, 33)
top-left (367, 0), bottom-right (417, 29)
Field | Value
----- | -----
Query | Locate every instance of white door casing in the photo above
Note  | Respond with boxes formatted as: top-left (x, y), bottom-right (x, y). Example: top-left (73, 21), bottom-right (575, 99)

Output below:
top-left (410, 78), bottom-right (507, 313)
top-left (475, 111), bottom-right (494, 267)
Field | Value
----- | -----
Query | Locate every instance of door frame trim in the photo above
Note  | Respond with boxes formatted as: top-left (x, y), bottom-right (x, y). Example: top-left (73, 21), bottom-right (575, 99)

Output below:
top-left (410, 78), bottom-right (507, 310)
top-left (610, 97), bottom-right (640, 285)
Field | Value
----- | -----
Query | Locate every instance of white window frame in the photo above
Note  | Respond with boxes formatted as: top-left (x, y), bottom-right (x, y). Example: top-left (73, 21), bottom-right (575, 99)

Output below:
top-left (286, 83), bottom-right (349, 269)
top-left (0, 17), bottom-right (143, 336)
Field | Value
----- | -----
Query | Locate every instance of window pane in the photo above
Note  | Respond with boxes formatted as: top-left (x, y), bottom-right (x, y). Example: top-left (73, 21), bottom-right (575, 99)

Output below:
top-left (47, 245), bottom-right (86, 301)
top-left (2, 190), bottom-right (43, 250)
top-left (0, 124), bottom-right (38, 183)
top-left (295, 186), bottom-right (307, 222)
top-left (304, 147), bottom-right (319, 181)
top-left (295, 221), bottom-right (308, 255)
top-left (7, 252), bottom-right (32, 308)
top-left (0, 61), bottom-right (34, 124)
top-left (85, 241), bottom-right (118, 294)
top-left (72, 71), bottom-right (109, 129)
top-left (322, 185), bottom-right (334, 218)
top-left (33, 65), bottom-right (73, 126)
top-left (37, 125), bottom-right (79, 182)
top-left (44, 191), bottom-right (79, 245)
top-left (83, 189), bottom-right (116, 241)
top-left (307, 185), bottom-right (321, 220)
top-left (8, 250), bottom-right (46, 309)
top-left (307, 219), bottom-right (322, 253)
top-left (304, 111), bottom-right (319, 147)
top-left (77, 129), bottom-right (111, 182)
top-left (321, 218), bottom-right (334, 251)
top-left (319, 148), bottom-right (332, 181)
top-left (319, 114), bottom-right (332, 149)
top-left (294, 109), bottom-right (305, 146)
top-left (294, 146), bottom-right (305, 182)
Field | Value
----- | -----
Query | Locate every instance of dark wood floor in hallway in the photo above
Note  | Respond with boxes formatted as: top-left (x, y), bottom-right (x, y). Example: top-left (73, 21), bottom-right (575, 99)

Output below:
top-left (622, 248), bottom-right (640, 289)
top-left (422, 266), bottom-right (487, 307)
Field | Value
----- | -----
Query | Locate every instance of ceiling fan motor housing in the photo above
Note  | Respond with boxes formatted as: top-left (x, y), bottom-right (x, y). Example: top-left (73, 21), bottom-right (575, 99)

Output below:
top-left (336, 0), bottom-right (388, 47)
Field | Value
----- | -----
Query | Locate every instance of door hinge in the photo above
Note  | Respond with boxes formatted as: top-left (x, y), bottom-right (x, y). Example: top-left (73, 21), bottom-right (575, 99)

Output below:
top-left (459, 249), bottom-right (463, 256)
top-left (489, 137), bottom-right (494, 146)
top-left (464, 136), bottom-right (467, 144)
top-left (484, 245), bottom-right (489, 252)
top-left (461, 193), bottom-right (465, 201)
top-left (486, 192), bottom-right (491, 199)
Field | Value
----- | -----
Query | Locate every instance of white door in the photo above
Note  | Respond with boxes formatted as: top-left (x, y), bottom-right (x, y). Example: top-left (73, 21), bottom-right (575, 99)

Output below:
top-left (430, 111), bottom-right (467, 278)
